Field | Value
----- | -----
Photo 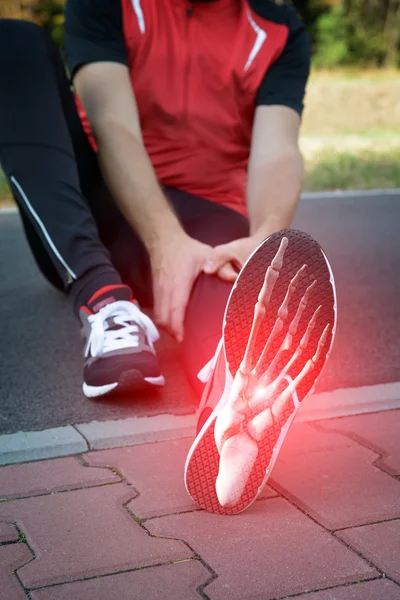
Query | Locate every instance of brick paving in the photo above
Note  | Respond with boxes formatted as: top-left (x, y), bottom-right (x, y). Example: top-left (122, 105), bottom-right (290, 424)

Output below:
top-left (0, 544), bottom-right (32, 600)
top-left (0, 410), bottom-right (399, 599)
top-left (319, 410), bottom-right (400, 476)
top-left (292, 579), bottom-right (400, 600)
top-left (86, 440), bottom-right (277, 519)
top-left (337, 520), bottom-right (400, 582)
top-left (0, 521), bottom-right (19, 543)
top-left (148, 499), bottom-right (378, 600)
top-left (0, 456), bottom-right (120, 499)
top-left (271, 438), bottom-right (400, 529)
top-left (29, 562), bottom-right (211, 600)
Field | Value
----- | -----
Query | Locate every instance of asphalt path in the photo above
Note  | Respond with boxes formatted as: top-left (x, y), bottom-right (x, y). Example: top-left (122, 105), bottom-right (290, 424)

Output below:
top-left (1, 191), bottom-right (399, 434)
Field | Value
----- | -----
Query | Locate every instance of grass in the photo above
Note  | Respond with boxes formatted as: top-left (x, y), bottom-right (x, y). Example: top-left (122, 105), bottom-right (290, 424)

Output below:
top-left (300, 68), bottom-right (400, 191)
top-left (304, 149), bottom-right (400, 192)
top-left (302, 71), bottom-right (400, 136)
top-left (18, 531), bottom-right (26, 543)
top-left (308, 67), bottom-right (400, 83)
top-left (1, 69), bottom-right (400, 201)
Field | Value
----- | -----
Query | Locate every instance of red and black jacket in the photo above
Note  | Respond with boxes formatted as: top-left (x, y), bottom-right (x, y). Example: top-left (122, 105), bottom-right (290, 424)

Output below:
top-left (64, 0), bottom-right (311, 215)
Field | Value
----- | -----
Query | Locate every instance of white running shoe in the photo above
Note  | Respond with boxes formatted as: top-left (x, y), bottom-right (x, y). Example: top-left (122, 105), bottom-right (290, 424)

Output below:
top-left (184, 230), bottom-right (337, 515)
top-left (79, 285), bottom-right (165, 398)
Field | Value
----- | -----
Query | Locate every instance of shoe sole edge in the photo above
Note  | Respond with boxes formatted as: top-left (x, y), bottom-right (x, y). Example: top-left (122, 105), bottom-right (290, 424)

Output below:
top-left (83, 372), bottom-right (165, 399)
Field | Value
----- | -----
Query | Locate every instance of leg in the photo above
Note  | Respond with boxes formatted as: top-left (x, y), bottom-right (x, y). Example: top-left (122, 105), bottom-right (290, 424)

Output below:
top-left (164, 188), bottom-right (250, 395)
top-left (0, 20), bottom-right (164, 397)
top-left (104, 217), bottom-right (153, 308)
top-left (0, 19), bottom-right (121, 303)
top-left (105, 187), bottom-right (250, 318)
top-left (105, 187), bottom-right (249, 395)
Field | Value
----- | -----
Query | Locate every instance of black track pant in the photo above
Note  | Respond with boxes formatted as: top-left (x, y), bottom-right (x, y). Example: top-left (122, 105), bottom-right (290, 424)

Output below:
top-left (0, 19), bottom-right (249, 393)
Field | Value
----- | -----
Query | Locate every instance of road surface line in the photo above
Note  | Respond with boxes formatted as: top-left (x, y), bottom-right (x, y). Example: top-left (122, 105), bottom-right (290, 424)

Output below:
top-left (302, 189), bottom-right (400, 200)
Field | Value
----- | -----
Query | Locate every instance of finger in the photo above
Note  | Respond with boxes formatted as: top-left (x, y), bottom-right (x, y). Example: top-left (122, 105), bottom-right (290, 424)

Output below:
top-left (203, 243), bottom-right (236, 274)
top-left (253, 265), bottom-right (310, 380)
top-left (271, 324), bottom-right (330, 420)
top-left (257, 237), bottom-right (288, 307)
top-left (168, 274), bottom-right (194, 343)
top-left (246, 237), bottom-right (288, 377)
top-left (216, 262), bottom-right (238, 282)
top-left (152, 275), bottom-right (172, 331)
top-left (248, 303), bottom-right (322, 411)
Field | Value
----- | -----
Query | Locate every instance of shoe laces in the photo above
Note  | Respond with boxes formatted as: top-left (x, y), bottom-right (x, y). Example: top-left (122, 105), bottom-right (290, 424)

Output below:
top-left (85, 301), bottom-right (160, 359)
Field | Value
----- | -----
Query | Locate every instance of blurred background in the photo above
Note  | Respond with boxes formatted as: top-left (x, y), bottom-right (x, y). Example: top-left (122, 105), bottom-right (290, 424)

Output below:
top-left (0, 0), bottom-right (399, 205)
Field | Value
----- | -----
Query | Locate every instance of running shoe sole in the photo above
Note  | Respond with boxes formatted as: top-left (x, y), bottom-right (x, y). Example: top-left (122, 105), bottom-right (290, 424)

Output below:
top-left (83, 371), bottom-right (165, 399)
top-left (184, 229), bottom-right (337, 515)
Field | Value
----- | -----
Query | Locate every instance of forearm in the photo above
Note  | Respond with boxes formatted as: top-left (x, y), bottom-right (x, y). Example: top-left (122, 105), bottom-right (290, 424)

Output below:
top-left (95, 119), bottom-right (184, 251)
top-left (247, 150), bottom-right (304, 241)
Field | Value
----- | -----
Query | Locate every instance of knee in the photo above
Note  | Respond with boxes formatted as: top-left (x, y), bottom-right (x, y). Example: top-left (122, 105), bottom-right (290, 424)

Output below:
top-left (0, 19), bottom-right (51, 56)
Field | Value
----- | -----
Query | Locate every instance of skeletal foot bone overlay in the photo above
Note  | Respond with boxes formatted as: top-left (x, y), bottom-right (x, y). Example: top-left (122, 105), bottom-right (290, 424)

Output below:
top-left (215, 237), bottom-right (331, 508)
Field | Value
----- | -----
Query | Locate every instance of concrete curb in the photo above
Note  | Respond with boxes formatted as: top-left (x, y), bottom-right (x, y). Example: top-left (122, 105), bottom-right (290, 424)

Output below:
top-left (301, 188), bottom-right (400, 200)
top-left (0, 382), bottom-right (399, 466)
top-left (295, 381), bottom-right (400, 423)
top-left (75, 413), bottom-right (197, 451)
top-left (0, 207), bottom-right (17, 214)
top-left (0, 426), bottom-right (88, 467)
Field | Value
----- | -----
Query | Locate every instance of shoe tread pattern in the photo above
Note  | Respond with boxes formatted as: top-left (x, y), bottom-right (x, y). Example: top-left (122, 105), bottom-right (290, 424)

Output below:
top-left (186, 230), bottom-right (335, 515)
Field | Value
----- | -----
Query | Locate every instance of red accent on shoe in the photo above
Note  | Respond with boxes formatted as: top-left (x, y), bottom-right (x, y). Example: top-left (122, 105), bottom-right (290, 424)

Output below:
top-left (88, 285), bottom-right (133, 305)
top-left (80, 285), bottom-right (134, 315)
top-left (92, 296), bottom-right (117, 312)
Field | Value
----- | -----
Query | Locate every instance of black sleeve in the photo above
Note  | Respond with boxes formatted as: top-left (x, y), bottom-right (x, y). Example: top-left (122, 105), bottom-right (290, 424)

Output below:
top-left (256, 21), bottom-right (311, 116)
top-left (63, 0), bottom-right (128, 81)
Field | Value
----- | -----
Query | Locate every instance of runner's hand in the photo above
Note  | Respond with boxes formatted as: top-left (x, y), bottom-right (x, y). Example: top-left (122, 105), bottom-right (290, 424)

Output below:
top-left (150, 233), bottom-right (213, 342)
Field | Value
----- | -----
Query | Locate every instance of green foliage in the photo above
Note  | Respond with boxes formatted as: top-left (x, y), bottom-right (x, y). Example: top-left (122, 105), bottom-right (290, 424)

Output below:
top-left (37, 0), bottom-right (66, 47)
top-left (313, 5), bottom-right (353, 67)
top-left (19, 0), bottom-right (400, 68)
top-left (290, 0), bottom-right (400, 68)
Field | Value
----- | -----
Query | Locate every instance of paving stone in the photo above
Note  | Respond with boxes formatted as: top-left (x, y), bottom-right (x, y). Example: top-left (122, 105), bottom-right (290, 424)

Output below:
top-left (0, 543), bottom-right (32, 599)
top-left (292, 579), bottom-right (400, 599)
top-left (0, 456), bottom-right (120, 500)
top-left (278, 423), bottom-right (356, 458)
top-left (337, 520), bottom-right (400, 582)
top-left (271, 442), bottom-right (400, 529)
top-left (0, 483), bottom-right (192, 589)
top-left (147, 497), bottom-right (377, 600)
top-left (31, 560), bottom-right (209, 600)
top-left (87, 440), bottom-right (276, 519)
top-left (320, 410), bottom-right (400, 476)
top-left (87, 440), bottom-right (194, 518)
top-left (0, 521), bottom-right (19, 543)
